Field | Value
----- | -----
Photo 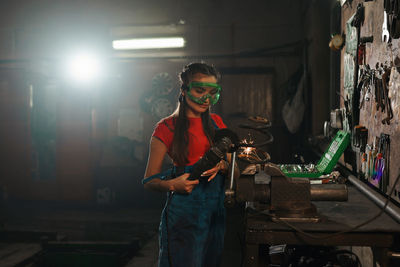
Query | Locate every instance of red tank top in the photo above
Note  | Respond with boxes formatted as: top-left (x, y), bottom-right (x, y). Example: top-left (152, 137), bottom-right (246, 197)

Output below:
top-left (152, 114), bottom-right (227, 166)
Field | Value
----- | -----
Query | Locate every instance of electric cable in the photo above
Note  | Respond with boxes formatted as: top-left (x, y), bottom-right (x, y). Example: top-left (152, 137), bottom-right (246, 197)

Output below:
top-left (237, 231), bottom-right (245, 267)
top-left (263, 169), bottom-right (400, 240)
top-left (287, 248), bottom-right (362, 267)
top-left (165, 192), bottom-right (174, 267)
top-left (328, 249), bottom-right (362, 267)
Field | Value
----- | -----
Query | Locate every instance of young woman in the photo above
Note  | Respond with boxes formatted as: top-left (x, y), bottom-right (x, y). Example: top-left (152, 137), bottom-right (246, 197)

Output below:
top-left (143, 62), bottom-right (230, 267)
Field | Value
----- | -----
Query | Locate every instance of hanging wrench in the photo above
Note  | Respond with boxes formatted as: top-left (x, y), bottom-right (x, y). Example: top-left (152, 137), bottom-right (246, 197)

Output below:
top-left (382, 11), bottom-right (390, 42)
top-left (381, 68), bottom-right (393, 124)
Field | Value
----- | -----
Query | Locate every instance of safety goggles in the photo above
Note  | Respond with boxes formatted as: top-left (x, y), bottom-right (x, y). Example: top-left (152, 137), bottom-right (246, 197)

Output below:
top-left (186, 82), bottom-right (222, 105)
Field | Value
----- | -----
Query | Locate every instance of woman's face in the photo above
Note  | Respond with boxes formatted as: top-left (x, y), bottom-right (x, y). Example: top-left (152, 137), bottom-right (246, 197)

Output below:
top-left (183, 73), bottom-right (218, 117)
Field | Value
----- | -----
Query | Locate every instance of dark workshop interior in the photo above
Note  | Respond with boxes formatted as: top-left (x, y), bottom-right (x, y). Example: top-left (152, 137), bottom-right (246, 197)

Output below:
top-left (1, 0), bottom-right (400, 266)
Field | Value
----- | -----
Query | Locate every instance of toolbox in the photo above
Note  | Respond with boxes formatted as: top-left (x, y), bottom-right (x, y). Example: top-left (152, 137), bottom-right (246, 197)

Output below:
top-left (279, 130), bottom-right (350, 178)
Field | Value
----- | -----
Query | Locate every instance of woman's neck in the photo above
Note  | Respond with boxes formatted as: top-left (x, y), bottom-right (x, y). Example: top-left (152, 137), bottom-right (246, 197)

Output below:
top-left (186, 109), bottom-right (202, 118)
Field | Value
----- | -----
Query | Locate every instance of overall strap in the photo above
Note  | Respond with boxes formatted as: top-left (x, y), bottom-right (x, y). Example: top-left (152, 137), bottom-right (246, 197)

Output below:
top-left (211, 116), bottom-right (219, 129)
top-left (142, 165), bottom-right (194, 185)
top-left (142, 169), bottom-right (173, 184)
top-left (163, 118), bottom-right (174, 132)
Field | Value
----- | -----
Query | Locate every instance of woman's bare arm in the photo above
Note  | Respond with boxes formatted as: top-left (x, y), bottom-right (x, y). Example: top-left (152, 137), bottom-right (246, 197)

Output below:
top-left (144, 137), bottom-right (199, 193)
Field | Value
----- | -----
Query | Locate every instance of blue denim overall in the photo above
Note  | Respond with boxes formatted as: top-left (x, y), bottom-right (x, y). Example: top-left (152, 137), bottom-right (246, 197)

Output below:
top-left (158, 121), bottom-right (226, 267)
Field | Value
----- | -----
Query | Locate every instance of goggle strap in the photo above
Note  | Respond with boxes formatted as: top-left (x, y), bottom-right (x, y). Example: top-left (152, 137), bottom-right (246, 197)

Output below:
top-left (187, 82), bottom-right (221, 90)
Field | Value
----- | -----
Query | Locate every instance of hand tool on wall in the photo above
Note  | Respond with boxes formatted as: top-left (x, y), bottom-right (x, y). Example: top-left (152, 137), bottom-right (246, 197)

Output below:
top-left (368, 143), bottom-right (377, 184)
top-left (377, 134), bottom-right (390, 192)
top-left (365, 144), bottom-right (373, 179)
top-left (354, 125), bottom-right (368, 178)
top-left (374, 69), bottom-right (381, 110)
top-left (357, 44), bottom-right (366, 65)
top-left (365, 71), bottom-right (373, 102)
top-left (357, 36), bottom-right (373, 67)
top-left (374, 64), bottom-right (387, 113)
top-left (359, 36), bottom-right (374, 43)
top-left (358, 69), bottom-right (368, 109)
top-left (382, 10), bottom-right (391, 42)
top-left (358, 65), bottom-right (374, 109)
top-left (356, 63), bottom-right (393, 125)
top-left (373, 153), bottom-right (385, 183)
top-left (352, 3), bottom-right (365, 28)
top-left (384, 0), bottom-right (400, 39)
top-left (360, 74), bottom-right (370, 109)
top-left (381, 67), bottom-right (393, 124)
top-left (354, 125), bottom-right (362, 149)
top-left (370, 133), bottom-right (391, 193)
top-left (361, 152), bottom-right (368, 178)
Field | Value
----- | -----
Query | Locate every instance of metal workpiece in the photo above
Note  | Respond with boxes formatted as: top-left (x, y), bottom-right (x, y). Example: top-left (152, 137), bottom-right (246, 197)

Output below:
top-left (310, 184), bottom-right (348, 201)
top-left (387, 251), bottom-right (400, 258)
top-left (235, 175), bottom-right (348, 203)
top-left (224, 151), bottom-right (238, 207)
top-left (229, 151), bottom-right (237, 190)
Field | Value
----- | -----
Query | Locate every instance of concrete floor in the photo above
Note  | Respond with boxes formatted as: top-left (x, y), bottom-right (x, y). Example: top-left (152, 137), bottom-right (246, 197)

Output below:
top-left (0, 200), bottom-right (244, 266)
top-left (127, 205), bottom-right (245, 267)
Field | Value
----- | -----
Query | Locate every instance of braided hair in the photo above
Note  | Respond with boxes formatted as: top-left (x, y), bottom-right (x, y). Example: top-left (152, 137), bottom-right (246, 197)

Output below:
top-left (170, 62), bottom-right (220, 166)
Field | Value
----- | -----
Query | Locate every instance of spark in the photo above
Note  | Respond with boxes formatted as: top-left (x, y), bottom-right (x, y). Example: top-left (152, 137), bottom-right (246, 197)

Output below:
top-left (241, 138), bottom-right (254, 145)
top-left (240, 137), bottom-right (255, 156)
top-left (243, 147), bottom-right (254, 155)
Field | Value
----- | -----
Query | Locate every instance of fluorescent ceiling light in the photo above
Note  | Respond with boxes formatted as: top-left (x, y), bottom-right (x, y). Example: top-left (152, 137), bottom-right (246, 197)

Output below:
top-left (112, 37), bottom-right (185, 50)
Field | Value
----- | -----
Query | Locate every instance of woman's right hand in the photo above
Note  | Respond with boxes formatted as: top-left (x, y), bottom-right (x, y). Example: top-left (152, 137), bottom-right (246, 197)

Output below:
top-left (169, 173), bottom-right (199, 194)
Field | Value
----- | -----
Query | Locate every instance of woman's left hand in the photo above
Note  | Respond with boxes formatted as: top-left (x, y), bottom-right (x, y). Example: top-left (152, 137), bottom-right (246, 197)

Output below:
top-left (201, 160), bottom-right (229, 182)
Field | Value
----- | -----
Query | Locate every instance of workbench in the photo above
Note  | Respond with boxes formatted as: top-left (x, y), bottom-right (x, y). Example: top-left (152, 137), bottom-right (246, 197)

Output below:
top-left (244, 185), bottom-right (400, 266)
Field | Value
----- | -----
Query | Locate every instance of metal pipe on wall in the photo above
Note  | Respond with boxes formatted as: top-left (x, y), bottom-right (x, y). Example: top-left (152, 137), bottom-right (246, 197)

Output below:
top-left (346, 174), bottom-right (400, 224)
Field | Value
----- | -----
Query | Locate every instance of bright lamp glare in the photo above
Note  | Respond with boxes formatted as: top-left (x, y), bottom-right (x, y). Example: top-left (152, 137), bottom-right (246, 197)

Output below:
top-left (65, 53), bottom-right (102, 84)
top-left (112, 37), bottom-right (185, 50)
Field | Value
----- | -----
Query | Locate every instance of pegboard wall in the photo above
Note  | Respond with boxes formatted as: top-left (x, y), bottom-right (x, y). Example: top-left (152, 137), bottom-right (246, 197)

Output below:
top-left (341, 0), bottom-right (400, 203)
